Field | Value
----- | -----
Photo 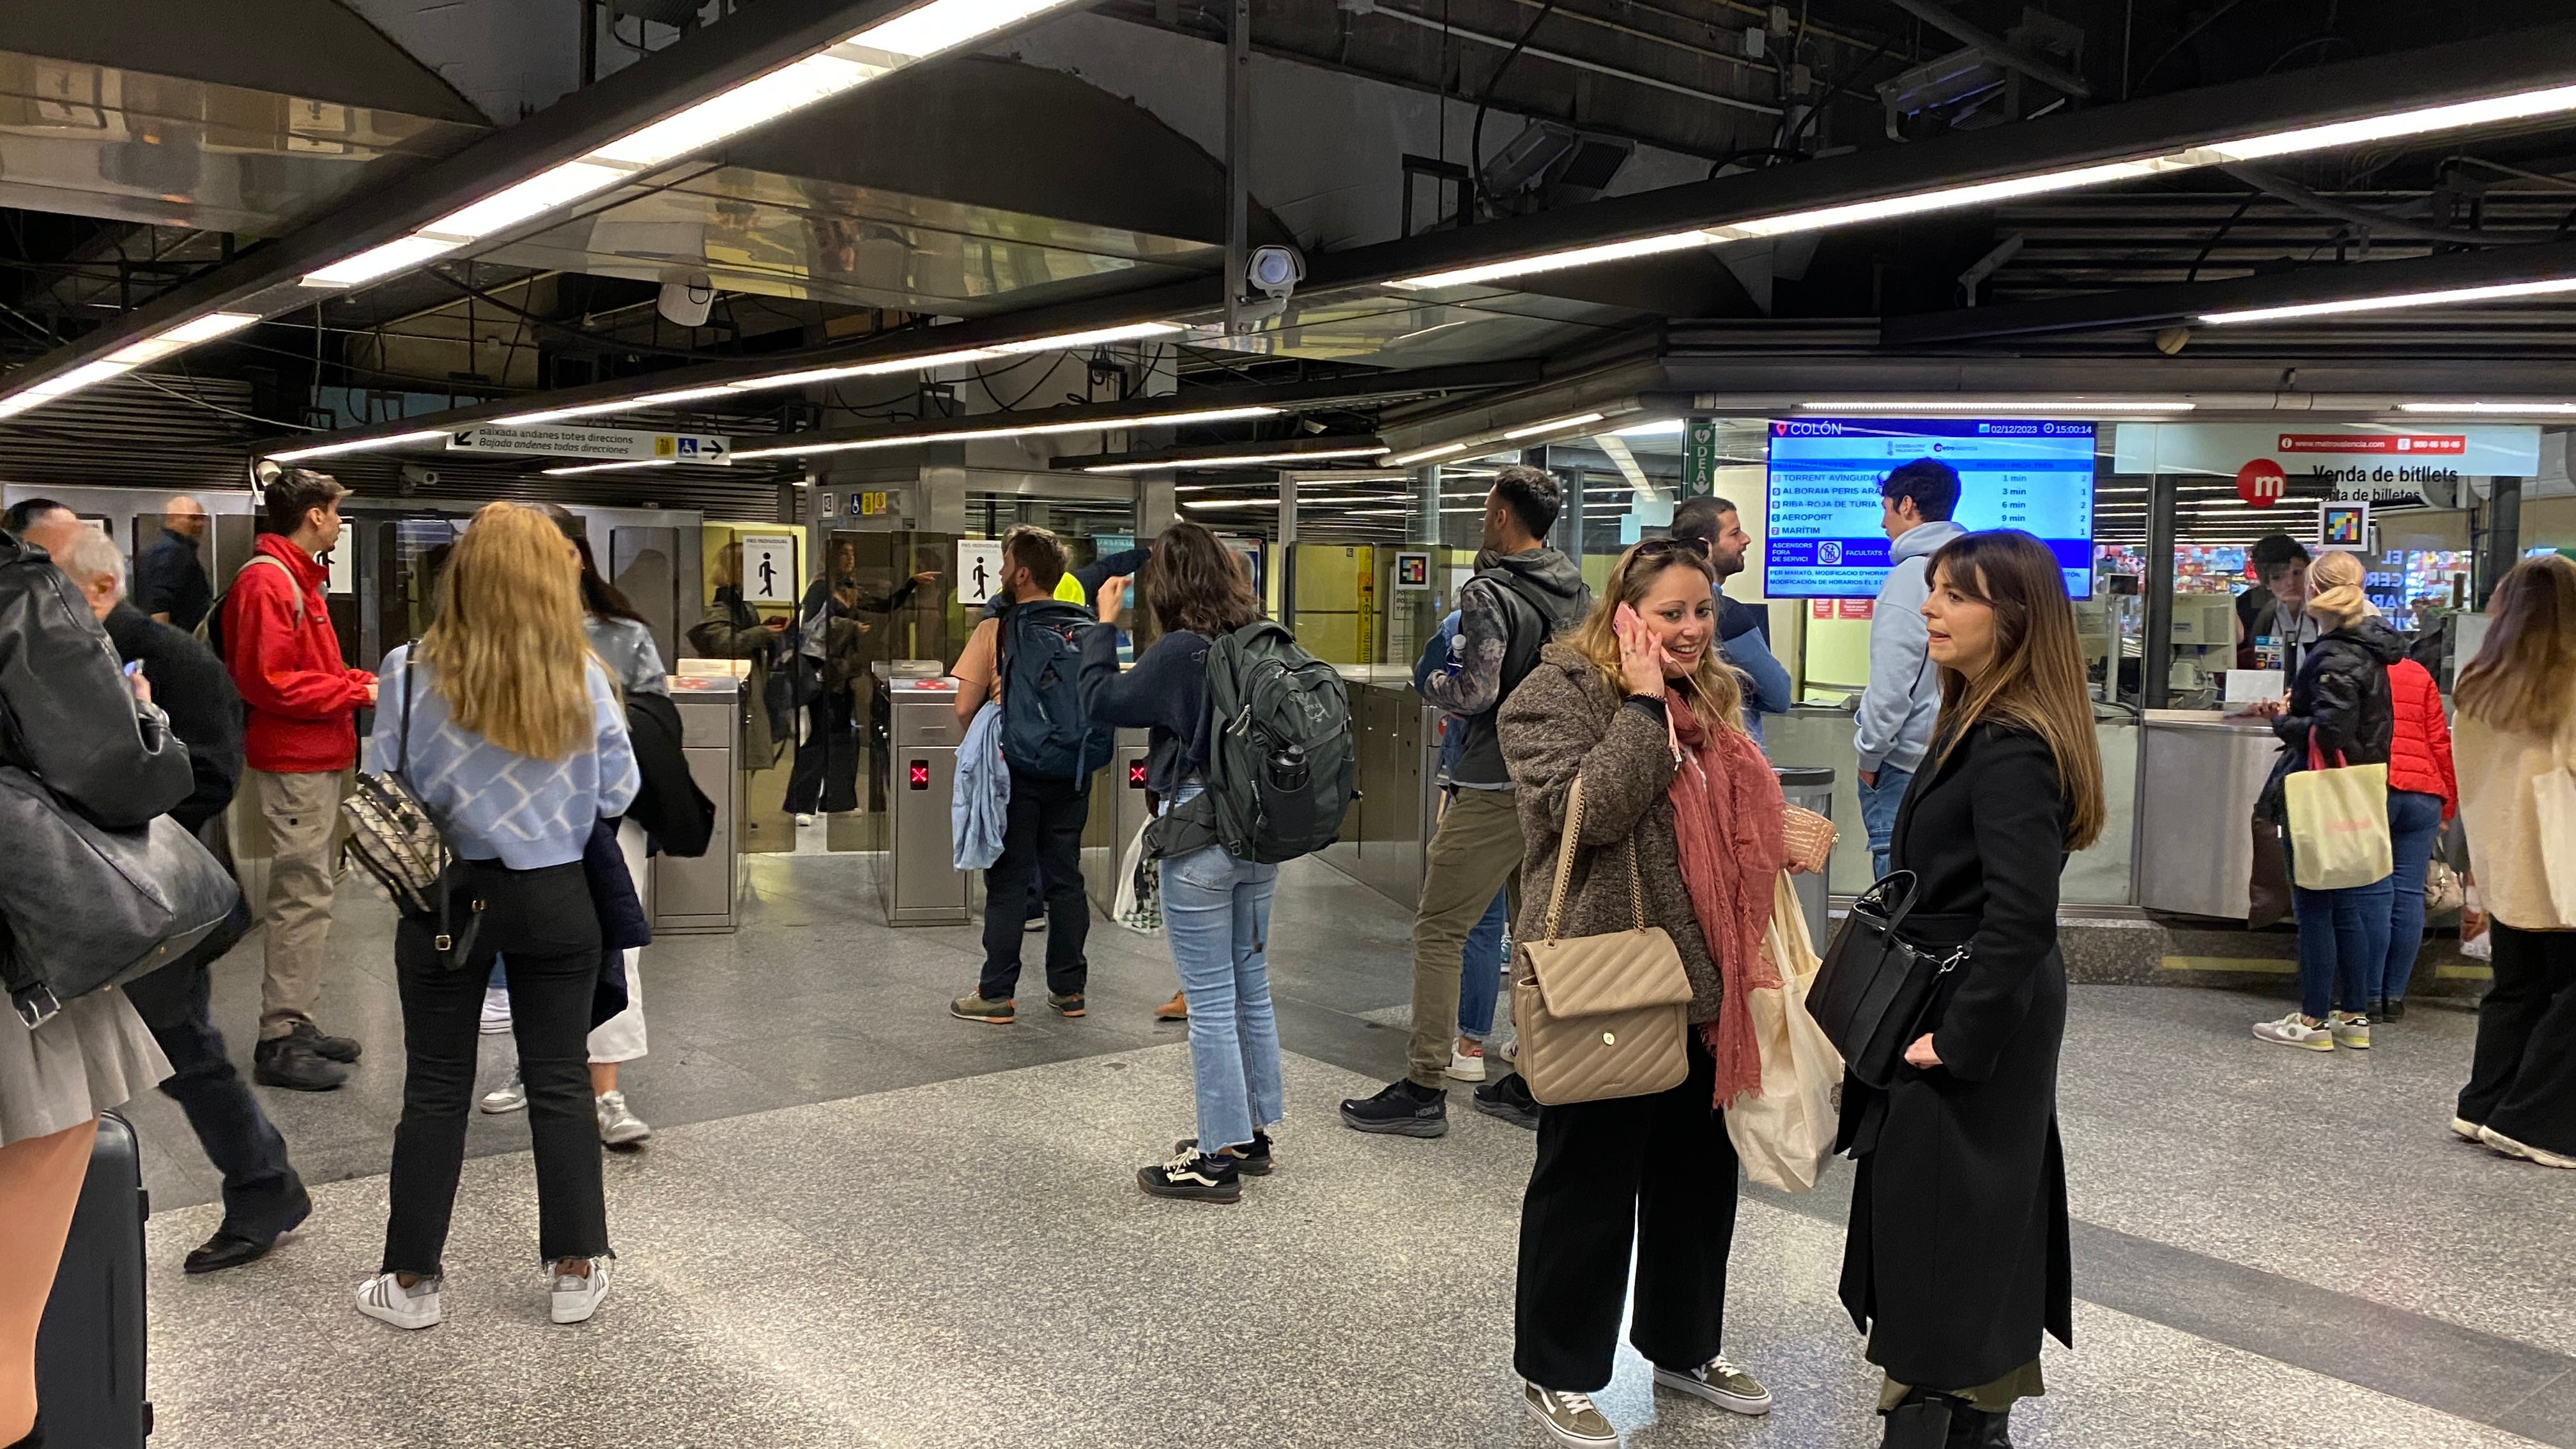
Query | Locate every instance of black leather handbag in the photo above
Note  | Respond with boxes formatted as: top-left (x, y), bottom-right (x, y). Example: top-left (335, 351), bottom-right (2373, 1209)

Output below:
top-left (1804, 871), bottom-right (1972, 1090)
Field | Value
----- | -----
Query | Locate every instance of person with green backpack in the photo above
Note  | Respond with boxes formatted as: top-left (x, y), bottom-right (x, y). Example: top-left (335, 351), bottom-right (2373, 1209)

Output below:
top-left (1083, 522), bottom-right (1353, 1203)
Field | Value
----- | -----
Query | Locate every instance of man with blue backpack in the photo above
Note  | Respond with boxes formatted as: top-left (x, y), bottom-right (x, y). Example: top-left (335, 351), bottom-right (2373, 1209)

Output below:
top-left (947, 526), bottom-right (1112, 1024)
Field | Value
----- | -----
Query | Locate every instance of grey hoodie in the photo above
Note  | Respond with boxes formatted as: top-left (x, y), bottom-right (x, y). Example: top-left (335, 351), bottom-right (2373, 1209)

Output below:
top-left (1855, 519), bottom-right (1967, 776)
top-left (1428, 546), bottom-right (1591, 788)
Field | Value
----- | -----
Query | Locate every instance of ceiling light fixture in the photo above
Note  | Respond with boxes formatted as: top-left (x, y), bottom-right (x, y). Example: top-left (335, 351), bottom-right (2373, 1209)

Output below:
top-left (1386, 80), bottom-right (2576, 292)
top-left (264, 429), bottom-right (455, 463)
top-left (2200, 275), bottom-right (2576, 325)
top-left (1501, 411), bottom-right (1608, 440)
top-left (1795, 399), bottom-right (2196, 413)
top-left (1387, 441), bottom-right (1469, 466)
top-left (540, 459), bottom-right (680, 477)
top-left (0, 312), bottom-right (263, 417)
top-left (1613, 418), bottom-right (1685, 437)
top-left (1181, 494), bottom-right (1393, 509)
top-left (2398, 400), bottom-right (2576, 413)
top-left (1086, 445), bottom-right (1392, 474)
top-left (730, 404), bottom-right (1284, 460)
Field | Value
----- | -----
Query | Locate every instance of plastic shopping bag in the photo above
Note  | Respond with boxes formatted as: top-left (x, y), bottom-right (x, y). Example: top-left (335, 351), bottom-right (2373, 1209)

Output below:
top-left (2284, 742), bottom-right (2392, 891)
top-left (1111, 821), bottom-right (1162, 935)
top-left (1724, 873), bottom-right (1844, 1194)
top-left (2460, 880), bottom-right (2493, 962)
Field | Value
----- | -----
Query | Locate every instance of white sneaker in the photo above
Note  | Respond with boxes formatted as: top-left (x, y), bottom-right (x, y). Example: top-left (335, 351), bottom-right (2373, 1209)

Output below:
top-left (596, 1091), bottom-right (652, 1146)
top-left (2479, 1125), bottom-right (2576, 1169)
top-left (1653, 1354), bottom-right (1773, 1416)
top-left (1448, 1043), bottom-right (1487, 1082)
top-left (355, 1272), bottom-right (442, 1330)
top-left (793, 813), bottom-right (816, 827)
top-left (479, 1068), bottom-right (526, 1114)
top-left (2451, 1117), bottom-right (2486, 1143)
top-left (2253, 1012), bottom-right (2334, 1051)
top-left (550, 1257), bottom-right (613, 1324)
top-left (1524, 1382), bottom-right (1618, 1447)
top-left (479, 987), bottom-right (511, 1035)
top-left (2329, 1011), bottom-right (2372, 1050)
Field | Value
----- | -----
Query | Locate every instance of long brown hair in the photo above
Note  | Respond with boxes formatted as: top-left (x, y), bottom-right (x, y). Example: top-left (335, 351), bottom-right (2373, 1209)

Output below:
top-left (1143, 521), bottom-right (1261, 636)
top-left (2456, 553), bottom-right (2576, 736)
top-left (1925, 530), bottom-right (2105, 850)
top-left (416, 502), bottom-right (592, 760)
top-left (1565, 539), bottom-right (1742, 737)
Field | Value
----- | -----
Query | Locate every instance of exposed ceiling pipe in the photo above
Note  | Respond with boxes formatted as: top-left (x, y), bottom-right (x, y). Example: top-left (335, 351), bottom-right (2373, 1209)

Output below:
top-left (2219, 164), bottom-right (2505, 246)
top-left (1878, 0), bottom-right (2091, 99)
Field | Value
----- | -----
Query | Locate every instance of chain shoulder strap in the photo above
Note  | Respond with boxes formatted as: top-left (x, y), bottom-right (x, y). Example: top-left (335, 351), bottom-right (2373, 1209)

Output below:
top-left (1538, 773), bottom-right (1650, 943)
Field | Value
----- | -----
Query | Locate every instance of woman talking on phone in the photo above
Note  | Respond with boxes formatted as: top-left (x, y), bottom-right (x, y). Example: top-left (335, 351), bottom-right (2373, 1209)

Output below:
top-left (1837, 530), bottom-right (2104, 1448)
top-left (1496, 538), bottom-right (1784, 1448)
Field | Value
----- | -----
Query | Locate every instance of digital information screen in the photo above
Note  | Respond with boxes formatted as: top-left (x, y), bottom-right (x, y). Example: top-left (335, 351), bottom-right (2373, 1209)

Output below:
top-left (1763, 418), bottom-right (2097, 599)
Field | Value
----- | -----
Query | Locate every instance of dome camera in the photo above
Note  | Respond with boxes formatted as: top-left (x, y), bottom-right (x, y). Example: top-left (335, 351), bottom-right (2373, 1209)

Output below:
top-left (1245, 244), bottom-right (1304, 303)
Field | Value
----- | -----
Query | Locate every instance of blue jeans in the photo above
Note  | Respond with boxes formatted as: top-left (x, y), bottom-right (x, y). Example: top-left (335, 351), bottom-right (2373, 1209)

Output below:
top-left (1162, 821), bottom-right (1284, 1153)
top-left (2379, 790), bottom-right (2446, 1006)
top-left (2288, 851), bottom-right (2394, 1020)
top-left (1458, 889), bottom-right (1509, 1041)
top-left (1858, 762), bottom-right (1913, 882)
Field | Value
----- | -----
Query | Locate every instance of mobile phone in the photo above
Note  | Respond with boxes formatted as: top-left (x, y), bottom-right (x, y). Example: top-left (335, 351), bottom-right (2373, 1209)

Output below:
top-left (1613, 602), bottom-right (1641, 637)
top-left (123, 660), bottom-right (144, 678)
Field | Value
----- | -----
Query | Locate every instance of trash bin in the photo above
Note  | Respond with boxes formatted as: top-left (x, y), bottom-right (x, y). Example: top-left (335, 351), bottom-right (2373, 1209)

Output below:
top-left (1775, 765), bottom-right (1834, 953)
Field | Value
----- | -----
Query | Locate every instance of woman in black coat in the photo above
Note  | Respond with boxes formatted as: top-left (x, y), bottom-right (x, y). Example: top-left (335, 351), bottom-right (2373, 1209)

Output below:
top-left (1837, 531), bottom-right (2106, 1449)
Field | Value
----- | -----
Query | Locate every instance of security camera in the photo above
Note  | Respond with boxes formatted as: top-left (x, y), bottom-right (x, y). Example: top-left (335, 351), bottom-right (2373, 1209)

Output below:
top-left (398, 462), bottom-right (440, 494)
top-left (658, 272), bottom-right (715, 329)
top-left (1245, 244), bottom-right (1304, 304)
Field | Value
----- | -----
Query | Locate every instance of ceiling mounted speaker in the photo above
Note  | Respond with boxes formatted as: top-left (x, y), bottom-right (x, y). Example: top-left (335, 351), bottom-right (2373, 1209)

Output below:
top-left (659, 274), bottom-right (714, 328)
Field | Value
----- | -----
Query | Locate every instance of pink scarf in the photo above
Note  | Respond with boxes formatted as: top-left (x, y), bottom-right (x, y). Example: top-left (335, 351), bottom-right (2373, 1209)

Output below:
top-left (1664, 689), bottom-right (1786, 1107)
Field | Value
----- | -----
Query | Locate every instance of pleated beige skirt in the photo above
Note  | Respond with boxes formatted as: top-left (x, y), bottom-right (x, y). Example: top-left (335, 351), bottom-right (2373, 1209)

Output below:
top-left (0, 988), bottom-right (171, 1147)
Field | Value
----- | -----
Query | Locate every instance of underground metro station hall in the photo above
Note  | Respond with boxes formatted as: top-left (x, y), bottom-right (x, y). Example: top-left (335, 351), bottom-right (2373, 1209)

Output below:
top-left (3, 3), bottom-right (2575, 1447)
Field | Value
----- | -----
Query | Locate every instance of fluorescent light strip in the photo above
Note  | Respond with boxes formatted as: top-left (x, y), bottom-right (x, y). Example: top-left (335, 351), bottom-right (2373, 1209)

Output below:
top-left (2400, 401), bottom-right (2576, 413)
top-left (0, 310), bottom-right (267, 414)
top-left (731, 404), bottom-right (1284, 460)
top-left (1181, 494), bottom-right (1396, 509)
top-left (265, 429), bottom-right (453, 463)
top-left (1501, 411), bottom-right (1608, 440)
top-left (2200, 275), bottom-right (2576, 325)
top-left (1388, 81), bottom-right (2576, 291)
top-left (1086, 445), bottom-right (1392, 474)
top-left (301, 234), bottom-right (468, 288)
top-left (1388, 442), bottom-right (1469, 466)
top-left (993, 322), bottom-right (1181, 353)
top-left (541, 459), bottom-right (680, 477)
top-left (1613, 418), bottom-right (1685, 436)
top-left (1795, 399), bottom-right (2196, 413)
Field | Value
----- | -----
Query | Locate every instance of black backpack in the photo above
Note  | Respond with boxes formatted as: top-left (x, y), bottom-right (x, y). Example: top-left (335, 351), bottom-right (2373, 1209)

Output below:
top-left (1195, 621), bottom-right (1354, 864)
top-left (997, 599), bottom-right (1110, 781)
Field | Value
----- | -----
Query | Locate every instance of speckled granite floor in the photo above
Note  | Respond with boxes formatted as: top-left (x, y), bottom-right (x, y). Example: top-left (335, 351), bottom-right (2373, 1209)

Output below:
top-left (110, 852), bottom-right (2573, 1448)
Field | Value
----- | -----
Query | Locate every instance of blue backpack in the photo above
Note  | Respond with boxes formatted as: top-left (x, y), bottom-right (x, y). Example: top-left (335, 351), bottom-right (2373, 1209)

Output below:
top-left (997, 599), bottom-right (1110, 783)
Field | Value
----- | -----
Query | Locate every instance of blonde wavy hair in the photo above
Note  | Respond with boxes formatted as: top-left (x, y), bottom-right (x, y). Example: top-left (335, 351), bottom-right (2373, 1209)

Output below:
top-left (2304, 549), bottom-right (2374, 629)
top-left (415, 502), bottom-right (592, 760)
top-left (1565, 539), bottom-right (1744, 737)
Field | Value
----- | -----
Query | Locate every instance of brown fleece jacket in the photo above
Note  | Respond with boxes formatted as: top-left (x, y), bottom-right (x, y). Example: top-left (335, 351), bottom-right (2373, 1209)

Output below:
top-left (1498, 641), bottom-right (1723, 1025)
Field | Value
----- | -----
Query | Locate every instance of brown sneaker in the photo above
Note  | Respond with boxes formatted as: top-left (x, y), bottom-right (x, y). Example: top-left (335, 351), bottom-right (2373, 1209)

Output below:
top-left (1048, 992), bottom-right (1086, 1018)
top-left (948, 993), bottom-right (1015, 1024)
top-left (1154, 990), bottom-right (1188, 1022)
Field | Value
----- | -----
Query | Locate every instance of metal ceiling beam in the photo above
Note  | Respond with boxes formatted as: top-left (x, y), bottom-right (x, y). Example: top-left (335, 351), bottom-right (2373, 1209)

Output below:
top-left (1878, 0), bottom-right (2091, 99)
top-left (1880, 239), bottom-right (2576, 345)
top-left (0, 0), bottom-right (1089, 402)
top-left (1050, 434), bottom-right (1388, 471)
top-left (1301, 19), bottom-right (2576, 293)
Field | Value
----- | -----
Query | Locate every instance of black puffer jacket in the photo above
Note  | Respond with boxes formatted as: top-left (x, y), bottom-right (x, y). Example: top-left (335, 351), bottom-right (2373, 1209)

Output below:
top-left (2257, 615), bottom-right (2405, 823)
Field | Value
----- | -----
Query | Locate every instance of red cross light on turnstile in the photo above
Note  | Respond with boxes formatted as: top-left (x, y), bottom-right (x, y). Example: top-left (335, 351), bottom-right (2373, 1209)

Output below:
top-left (908, 760), bottom-right (930, 789)
top-left (1128, 762), bottom-right (1148, 788)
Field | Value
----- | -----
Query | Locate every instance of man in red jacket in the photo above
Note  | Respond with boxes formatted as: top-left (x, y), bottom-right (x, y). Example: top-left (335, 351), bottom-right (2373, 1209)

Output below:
top-left (223, 470), bottom-right (376, 1091)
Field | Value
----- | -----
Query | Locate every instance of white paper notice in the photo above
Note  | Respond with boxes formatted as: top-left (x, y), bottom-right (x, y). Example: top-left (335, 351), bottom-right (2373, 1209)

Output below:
top-left (2225, 669), bottom-right (2285, 705)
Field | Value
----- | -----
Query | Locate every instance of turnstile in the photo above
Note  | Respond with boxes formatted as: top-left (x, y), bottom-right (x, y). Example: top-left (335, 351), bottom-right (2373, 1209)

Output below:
top-left (1775, 765), bottom-right (1834, 952)
top-left (654, 673), bottom-right (742, 933)
top-left (870, 666), bottom-right (970, 924)
top-left (1082, 728), bottom-right (1154, 914)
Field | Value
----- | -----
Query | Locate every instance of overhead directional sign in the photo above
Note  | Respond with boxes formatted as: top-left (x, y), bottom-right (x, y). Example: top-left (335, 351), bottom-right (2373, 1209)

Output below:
top-left (447, 425), bottom-right (732, 464)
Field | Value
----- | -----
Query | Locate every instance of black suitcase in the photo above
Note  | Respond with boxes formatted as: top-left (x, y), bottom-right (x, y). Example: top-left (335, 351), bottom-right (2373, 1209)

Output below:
top-left (34, 1108), bottom-right (151, 1446)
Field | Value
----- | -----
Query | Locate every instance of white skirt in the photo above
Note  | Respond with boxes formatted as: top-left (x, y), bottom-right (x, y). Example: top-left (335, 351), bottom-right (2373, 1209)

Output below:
top-left (587, 820), bottom-right (650, 1064)
top-left (0, 988), bottom-right (171, 1147)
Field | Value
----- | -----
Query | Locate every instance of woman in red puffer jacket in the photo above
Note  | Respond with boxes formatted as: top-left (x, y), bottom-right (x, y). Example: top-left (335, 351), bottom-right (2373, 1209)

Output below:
top-left (2379, 654), bottom-right (2458, 1018)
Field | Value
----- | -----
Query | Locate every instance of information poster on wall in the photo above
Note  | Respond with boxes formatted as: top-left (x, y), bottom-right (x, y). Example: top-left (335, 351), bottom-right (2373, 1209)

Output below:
top-left (1764, 418), bottom-right (2096, 599)
top-left (323, 542), bottom-right (353, 596)
top-left (739, 533), bottom-right (796, 604)
top-left (956, 539), bottom-right (1004, 606)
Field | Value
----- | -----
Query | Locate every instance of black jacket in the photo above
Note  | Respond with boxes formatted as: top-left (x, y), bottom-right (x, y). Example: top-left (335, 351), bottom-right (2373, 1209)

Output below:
top-left (1839, 722), bottom-right (2074, 1391)
top-left (0, 533), bottom-right (193, 829)
top-left (2258, 616), bottom-right (2404, 822)
top-left (102, 602), bottom-right (241, 834)
top-left (137, 527), bottom-right (213, 632)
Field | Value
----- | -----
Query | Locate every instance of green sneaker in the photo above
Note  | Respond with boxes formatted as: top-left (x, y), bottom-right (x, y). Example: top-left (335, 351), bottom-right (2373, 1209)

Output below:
top-left (1048, 992), bottom-right (1086, 1018)
top-left (949, 993), bottom-right (1015, 1024)
top-left (1523, 1382), bottom-right (1617, 1447)
top-left (1653, 1354), bottom-right (1773, 1415)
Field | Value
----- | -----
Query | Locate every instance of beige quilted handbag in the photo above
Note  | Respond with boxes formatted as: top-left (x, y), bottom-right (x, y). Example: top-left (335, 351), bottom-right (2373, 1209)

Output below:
top-left (1511, 774), bottom-right (1696, 1107)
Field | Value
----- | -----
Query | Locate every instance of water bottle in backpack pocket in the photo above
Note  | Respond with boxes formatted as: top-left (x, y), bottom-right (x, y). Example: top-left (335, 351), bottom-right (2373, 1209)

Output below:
top-left (997, 600), bottom-right (1112, 781)
top-left (1199, 621), bottom-right (1355, 863)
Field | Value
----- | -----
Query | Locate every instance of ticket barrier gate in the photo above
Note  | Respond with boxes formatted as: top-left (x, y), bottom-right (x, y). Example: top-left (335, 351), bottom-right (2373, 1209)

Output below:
top-left (1314, 673), bottom-right (1438, 910)
top-left (1082, 728), bottom-right (1154, 916)
top-left (870, 664), bottom-right (971, 925)
top-left (653, 673), bottom-right (744, 933)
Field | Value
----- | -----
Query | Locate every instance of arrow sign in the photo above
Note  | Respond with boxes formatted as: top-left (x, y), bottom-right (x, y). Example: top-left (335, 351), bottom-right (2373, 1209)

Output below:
top-left (447, 424), bottom-right (732, 464)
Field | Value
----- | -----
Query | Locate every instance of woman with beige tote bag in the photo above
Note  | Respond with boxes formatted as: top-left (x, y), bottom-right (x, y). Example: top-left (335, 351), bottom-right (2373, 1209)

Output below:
top-left (1494, 539), bottom-right (1788, 1448)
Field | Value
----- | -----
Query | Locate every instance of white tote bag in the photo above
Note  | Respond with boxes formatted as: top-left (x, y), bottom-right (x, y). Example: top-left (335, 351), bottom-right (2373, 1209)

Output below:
top-left (2533, 766), bottom-right (2576, 924)
top-left (1110, 820), bottom-right (1162, 935)
top-left (2284, 740), bottom-right (2393, 891)
top-left (1724, 873), bottom-right (1844, 1194)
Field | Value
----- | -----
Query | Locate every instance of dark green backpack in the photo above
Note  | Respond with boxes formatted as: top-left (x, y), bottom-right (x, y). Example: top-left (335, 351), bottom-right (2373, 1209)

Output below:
top-left (1196, 621), bottom-right (1354, 864)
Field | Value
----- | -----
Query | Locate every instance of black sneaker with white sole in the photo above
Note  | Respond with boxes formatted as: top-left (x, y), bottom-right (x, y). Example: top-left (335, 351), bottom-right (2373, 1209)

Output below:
top-left (1339, 1078), bottom-right (1448, 1137)
top-left (1172, 1131), bottom-right (1273, 1176)
top-left (1138, 1147), bottom-right (1242, 1202)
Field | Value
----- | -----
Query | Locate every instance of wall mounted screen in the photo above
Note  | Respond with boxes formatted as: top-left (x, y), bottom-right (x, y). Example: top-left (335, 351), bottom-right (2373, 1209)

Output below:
top-left (1763, 418), bottom-right (2096, 599)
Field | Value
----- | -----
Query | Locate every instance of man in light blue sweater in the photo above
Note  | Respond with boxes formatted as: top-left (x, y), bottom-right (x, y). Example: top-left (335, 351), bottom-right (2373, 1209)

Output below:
top-left (1855, 458), bottom-right (1968, 879)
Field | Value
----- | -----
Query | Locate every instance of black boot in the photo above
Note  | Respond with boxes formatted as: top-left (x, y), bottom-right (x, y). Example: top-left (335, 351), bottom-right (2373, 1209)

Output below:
top-left (1882, 1392), bottom-right (1954, 1448)
top-left (1947, 1404), bottom-right (2014, 1448)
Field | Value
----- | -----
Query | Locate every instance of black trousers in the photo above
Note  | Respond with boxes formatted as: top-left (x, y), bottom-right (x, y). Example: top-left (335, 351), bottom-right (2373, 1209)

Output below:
top-left (979, 770), bottom-right (1089, 1000)
top-left (785, 691), bottom-right (859, 815)
top-left (1515, 1032), bottom-right (1741, 1392)
top-left (2460, 921), bottom-right (2576, 1155)
top-left (384, 861), bottom-right (608, 1275)
top-left (121, 897), bottom-right (306, 1237)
